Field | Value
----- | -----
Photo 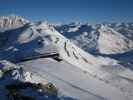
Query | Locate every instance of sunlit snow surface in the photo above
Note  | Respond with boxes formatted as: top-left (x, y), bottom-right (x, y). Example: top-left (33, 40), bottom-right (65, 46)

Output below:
top-left (0, 16), bottom-right (133, 100)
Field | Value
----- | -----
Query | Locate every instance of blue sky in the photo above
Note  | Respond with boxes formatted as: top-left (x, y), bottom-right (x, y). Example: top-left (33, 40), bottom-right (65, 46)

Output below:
top-left (0, 0), bottom-right (133, 23)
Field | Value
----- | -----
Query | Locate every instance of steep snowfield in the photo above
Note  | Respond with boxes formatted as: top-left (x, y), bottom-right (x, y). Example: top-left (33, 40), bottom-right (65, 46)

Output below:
top-left (0, 16), bottom-right (133, 100)
top-left (98, 25), bottom-right (133, 54)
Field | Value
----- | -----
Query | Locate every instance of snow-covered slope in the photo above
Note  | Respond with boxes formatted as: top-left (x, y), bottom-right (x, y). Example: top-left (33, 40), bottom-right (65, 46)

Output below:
top-left (0, 16), bottom-right (133, 100)
top-left (103, 22), bottom-right (133, 41)
top-left (55, 23), bottom-right (99, 53)
top-left (20, 58), bottom-right (128, 100)
top-left (0, 60), bottom-right (77, 100)
top-left (98, 25), bottom-right (133, 54)
top-left (55, 23), bottom-right (133, 54)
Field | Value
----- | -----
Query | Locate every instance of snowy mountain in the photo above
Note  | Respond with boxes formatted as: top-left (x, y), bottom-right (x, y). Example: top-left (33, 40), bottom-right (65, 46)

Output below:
top-left (0, 15), bottom-right (133, 100)
top-left (0, 15), bottom-right (29, 32)
top-left (98, 25), bottom-right (133, 54)
top-left (55, 22), bottom-right (133, 54)
top-left (55, 22), bottom-right (99, 53)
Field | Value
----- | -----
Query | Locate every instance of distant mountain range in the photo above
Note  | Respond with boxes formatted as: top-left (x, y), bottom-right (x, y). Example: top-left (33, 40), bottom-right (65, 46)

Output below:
top-left (55, 22), bottom-right (133, 54)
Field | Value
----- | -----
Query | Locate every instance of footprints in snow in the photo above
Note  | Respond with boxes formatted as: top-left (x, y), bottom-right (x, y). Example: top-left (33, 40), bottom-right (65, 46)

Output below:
top-left (63, 40), bottom-right (90, 64)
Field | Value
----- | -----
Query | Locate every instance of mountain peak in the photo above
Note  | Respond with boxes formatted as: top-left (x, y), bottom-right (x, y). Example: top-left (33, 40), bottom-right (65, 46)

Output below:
top-left (0, 15), bottom-right (29, 31)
